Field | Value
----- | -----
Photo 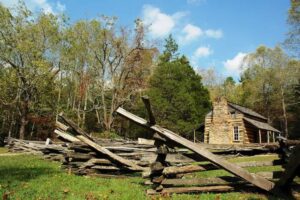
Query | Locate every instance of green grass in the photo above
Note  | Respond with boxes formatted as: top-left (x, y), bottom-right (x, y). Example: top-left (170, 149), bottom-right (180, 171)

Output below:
top-left (0, 154), bottom-right (283, 200)
top-left (0, 147), bottom-right (8, 154)
top-left (0, 155), bottom-right (147, 200)
top-left (227, 154), bottom-right (279, 163)
top-left (190, 154), bottom-right (282, 179)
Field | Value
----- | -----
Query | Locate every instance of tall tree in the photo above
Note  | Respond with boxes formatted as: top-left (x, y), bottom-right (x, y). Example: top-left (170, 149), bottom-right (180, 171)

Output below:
top-left (0, 3), bottom-right (62, 139)
top-left (147, 38), bottom-right (211, 138)
top-left (62, 18), bottom-right (157, 132)
top-left (240, 46), bottom-right (300, 137)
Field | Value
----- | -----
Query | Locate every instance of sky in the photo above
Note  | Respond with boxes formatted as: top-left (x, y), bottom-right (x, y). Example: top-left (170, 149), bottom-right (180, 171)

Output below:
top-left (0, 0), bottom-right (291, 79)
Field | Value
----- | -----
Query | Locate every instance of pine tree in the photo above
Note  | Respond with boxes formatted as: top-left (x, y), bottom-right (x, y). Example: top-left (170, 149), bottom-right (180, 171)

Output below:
top-left (147, 36), bottom-right (211, 138)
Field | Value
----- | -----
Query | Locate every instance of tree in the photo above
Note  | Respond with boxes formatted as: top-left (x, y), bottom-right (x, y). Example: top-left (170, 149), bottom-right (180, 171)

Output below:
top-left (0, 3), bottom-right (62, 139)
top-left (223, 77), bottom-right (236, 100)
top-left (159, 34), bottom-right (179, 62)
top-left (147, 38), bottom-right (211, 138)
top-left (240, 46), bottom-right (300, 138)
top-left (61, 17), bottom-right (157, 132)
top-left (196, 67), bottom-right (225, 101)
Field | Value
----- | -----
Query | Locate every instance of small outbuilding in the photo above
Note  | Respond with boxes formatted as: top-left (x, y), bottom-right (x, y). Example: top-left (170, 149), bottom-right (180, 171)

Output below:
top-left (201, 97), bottom-right (280, 144)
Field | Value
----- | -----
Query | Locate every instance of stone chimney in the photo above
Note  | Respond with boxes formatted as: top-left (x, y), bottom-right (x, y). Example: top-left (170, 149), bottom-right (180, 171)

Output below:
top-left (212, 97), bottom-right (229, 122)
top-left (209, 97), bottom-right (231, 144)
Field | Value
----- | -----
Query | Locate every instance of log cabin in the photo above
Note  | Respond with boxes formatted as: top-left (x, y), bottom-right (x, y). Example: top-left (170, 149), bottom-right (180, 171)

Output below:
top-left (200, 98), bottom-right (280, 144)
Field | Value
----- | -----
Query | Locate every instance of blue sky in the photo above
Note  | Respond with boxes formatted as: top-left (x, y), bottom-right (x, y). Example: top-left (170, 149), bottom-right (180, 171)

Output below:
top-left (0, 0), bottom-right (290, 79)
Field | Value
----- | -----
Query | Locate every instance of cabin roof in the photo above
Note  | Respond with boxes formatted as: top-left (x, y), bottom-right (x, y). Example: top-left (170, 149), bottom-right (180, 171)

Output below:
top-left (205, 103), bottom-right (267, 121)
top-left (243, 117), bottom-right (280, 132)
top-left (227, 102), bottom-right (267, 120)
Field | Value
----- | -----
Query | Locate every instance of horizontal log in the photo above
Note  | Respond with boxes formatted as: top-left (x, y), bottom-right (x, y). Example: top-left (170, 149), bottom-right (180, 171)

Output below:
top-left (161, 177), bottom-right (243, 187)
top-left (282, 140), bottom-right (300, 146)
top-left (104, 146), bottom-right (154, 152)
top-left (163, 165), bottom-right (205, 176)
top-left (85, 173), bottom-right (128, 179)
top-left (147, 185), bottom-right (234, 195)
top-left (91, 165), bottom-right (120, 170)
top-left (195, 160), bottom-right (282, 171)
top-left (237, 160), bottom-right (281, 168)
top-left (65, 152), bottom-right (93, 161)
top-left (138, 138), bottom-right (155, 145)
top-left (68, 161), bottom-right (85, 167)
top-left (79, 158), bottom-right (112, 168)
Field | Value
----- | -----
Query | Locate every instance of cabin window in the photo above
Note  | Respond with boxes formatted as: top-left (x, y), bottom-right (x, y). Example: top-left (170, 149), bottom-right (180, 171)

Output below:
top-left (231, 111), bottom-right (237, 118)
top-left (233, 126), bottom-right (239, 141)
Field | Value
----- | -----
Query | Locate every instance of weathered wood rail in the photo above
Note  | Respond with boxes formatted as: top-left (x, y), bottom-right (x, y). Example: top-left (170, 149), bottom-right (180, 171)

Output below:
top-left (116, 107), bottom-right (275, 192)
top-left (115, 97), bottom-right (300, 197)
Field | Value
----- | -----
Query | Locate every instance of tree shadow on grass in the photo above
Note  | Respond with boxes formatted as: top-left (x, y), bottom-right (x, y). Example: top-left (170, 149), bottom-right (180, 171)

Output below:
top-left (0, 166), bottom-right (58, 184)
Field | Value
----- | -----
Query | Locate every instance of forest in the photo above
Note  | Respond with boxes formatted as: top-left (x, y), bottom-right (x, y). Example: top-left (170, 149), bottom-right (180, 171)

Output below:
top-left (0, 1), bottom-right (299, 144)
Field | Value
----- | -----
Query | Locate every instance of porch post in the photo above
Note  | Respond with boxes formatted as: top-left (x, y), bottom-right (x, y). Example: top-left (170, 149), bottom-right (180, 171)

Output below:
top-left (272, 132), bottom-right (275, 142)
top-left (259, 129), bottom-right (262, 144)
top-left (267, 131), bottom-right (270, 143)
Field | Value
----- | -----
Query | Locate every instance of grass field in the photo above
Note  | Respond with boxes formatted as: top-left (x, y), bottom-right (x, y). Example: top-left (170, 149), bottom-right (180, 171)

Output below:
top-left (0, 147), bottom-right (8, 154)
top-left (0, 153), bottom-right (283, 200)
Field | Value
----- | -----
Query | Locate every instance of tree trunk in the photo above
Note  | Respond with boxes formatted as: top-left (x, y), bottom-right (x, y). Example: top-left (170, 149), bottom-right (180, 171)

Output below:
top-left (56, 71), bottom-right (62, 121)
top-left (95, 109), bottom-right (101, 124)
top-left (19, 100), bottom-right (29, 140)
top-left (101, 83), bottom-right (108, 131)
top-left (77, 101), bottom-right (82, 127)
top-left (82, 87), bottom-right (88, 128)
top-left (1, 117), bottom-right (5, 134)
top-left (280, 86), bottom-right (288, 138)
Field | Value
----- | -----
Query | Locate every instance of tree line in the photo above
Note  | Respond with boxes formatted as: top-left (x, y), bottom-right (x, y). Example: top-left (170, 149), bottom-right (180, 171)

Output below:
top-left (0, 1), bottom-right (299, 142)
top-left (202, 46), bottom-right (300, 139)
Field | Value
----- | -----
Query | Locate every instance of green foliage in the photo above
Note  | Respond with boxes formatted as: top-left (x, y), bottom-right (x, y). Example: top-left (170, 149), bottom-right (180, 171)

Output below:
top-left (159, 34), bottom-right (179, 62)
top-left (239, 46), bottom-right (300, 137)
top-left (0, 2), bottom-right (156, 139)
top-left (0, 2), bottom-right (63, 139)
top-left (146, 39), bottom-right (211, 138)
top-left (224, 77), bottom-right (235, 86)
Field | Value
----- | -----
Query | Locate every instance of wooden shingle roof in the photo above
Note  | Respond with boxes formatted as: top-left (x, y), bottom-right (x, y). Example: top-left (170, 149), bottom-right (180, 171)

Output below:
top-left (228, 102), bottom-right (267, 120)
top-left (243, 117), bottom-right (280, 132)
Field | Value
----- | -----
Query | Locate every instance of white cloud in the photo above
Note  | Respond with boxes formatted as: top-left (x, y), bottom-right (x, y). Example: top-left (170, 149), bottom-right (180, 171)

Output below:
top-left (178, 25), bottom-right (223, 45)
top-left (205, 29), bottom-right (223, 39)
top-left (194, 46), bottom-right (213, 58)
top-left (179, 24), bottom-right (203, 44)
top-left (142, 5), bottom-right (186, 38)
top-left (141, 4), bottom-right (222, 42)
top-left (56, 1), bottom-right (66, 12)
top-left (223, 52), bottom-right (247, 76)
top-left (190, 46), bottom-right (213, 68)
top-left (0, 0), bottom-right (66, 14)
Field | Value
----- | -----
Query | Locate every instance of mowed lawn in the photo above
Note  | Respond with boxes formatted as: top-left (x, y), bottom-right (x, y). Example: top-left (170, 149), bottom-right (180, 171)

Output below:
top-left (0, 151), bottom-right (283, 200)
